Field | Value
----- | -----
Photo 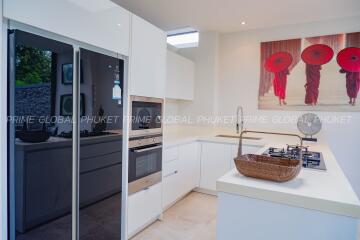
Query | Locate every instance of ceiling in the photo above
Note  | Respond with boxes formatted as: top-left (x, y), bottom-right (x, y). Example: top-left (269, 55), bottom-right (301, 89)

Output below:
top-left (112, 0), bottom-right (360, 33)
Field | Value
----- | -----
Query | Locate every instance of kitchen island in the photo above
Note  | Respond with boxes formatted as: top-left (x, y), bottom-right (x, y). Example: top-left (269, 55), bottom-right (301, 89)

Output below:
top-left (216, 142), bottom-right (360, 240)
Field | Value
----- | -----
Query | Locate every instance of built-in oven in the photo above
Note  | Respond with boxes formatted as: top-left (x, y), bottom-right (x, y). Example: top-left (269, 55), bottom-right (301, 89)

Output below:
top-left (128, 135), bottom-right (162, 195)
top-left (129, 96), bottom-right (163, 137)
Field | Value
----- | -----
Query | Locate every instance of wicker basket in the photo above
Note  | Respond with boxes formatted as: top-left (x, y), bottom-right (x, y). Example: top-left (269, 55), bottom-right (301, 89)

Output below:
top-left (234, 154), bottom-right (301, 182)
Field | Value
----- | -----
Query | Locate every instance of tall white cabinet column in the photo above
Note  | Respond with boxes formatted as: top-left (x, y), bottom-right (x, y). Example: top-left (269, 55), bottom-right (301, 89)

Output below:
top-left (129, 14), bottom-right (166, 98)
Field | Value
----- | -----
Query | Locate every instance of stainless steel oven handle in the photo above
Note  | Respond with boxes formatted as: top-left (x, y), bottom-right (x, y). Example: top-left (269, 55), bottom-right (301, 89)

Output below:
top-left (133, 145), bottom-right (162, 153)
top-left (164, 170), bottom-right (178, 178)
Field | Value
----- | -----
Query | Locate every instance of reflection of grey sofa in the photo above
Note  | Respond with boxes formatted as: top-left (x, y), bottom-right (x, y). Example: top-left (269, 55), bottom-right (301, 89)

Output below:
top-left (15, 135), bottom-right (122, 233)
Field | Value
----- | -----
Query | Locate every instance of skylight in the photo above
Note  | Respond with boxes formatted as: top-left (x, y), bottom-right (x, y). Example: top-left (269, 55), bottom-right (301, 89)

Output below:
top-left (167, 28), bottom-right (199, 48)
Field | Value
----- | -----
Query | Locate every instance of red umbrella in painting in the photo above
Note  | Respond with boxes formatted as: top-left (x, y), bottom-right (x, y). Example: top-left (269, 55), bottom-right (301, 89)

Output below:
top-left (337, 47), bottom-right (360, 72)
top-left (265, 52), bottom-right (293, 73)
top-left (265, 52), bottom-right (293, 106)
top-left (301, 44), bottom-right (334, 65)
top-left (301, 44), bottom-right (334, 106)
top-left (337, 47), bottom-right (360, 106)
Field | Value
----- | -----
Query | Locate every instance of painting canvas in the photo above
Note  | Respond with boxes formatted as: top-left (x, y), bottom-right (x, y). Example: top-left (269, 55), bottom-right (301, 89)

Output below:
top-left (258, 32), bottom-right (360, 111)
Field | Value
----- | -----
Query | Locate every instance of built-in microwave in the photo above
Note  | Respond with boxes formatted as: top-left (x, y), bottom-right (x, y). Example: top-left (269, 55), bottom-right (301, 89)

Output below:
top-left (129, 96), bottom-right (163, 137)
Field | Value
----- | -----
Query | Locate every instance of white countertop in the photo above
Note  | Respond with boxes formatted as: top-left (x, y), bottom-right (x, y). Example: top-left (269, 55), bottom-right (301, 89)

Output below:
top-left (164, 125), bottom-right (360, 219)
top-left (217, 142), bottom-right (360, 219)
top-left (163, 125), bottom-right (269, 148)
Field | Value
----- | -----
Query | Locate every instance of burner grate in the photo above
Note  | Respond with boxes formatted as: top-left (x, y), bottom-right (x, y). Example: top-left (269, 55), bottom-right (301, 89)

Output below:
top-left (263, 146), bottom-right (326, 171)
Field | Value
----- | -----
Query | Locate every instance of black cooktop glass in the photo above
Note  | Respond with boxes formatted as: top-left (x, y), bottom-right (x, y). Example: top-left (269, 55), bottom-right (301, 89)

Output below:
top-left (262, 145), bottom-right (326, 171)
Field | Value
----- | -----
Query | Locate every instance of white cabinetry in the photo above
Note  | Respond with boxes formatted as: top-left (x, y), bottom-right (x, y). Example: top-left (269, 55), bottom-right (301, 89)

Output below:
top-left (166, 50), bottom-right (195, 100)
top-left (200, 142), bottom-right (261, 191)
top-left (200, 142), bottom-right (232, 191)
top-left (3, 0), bottom-right (130, 55)
top-left (178, 143), bottom-right (200, 193)
top-left (162, 142), bottom-right (199, 209)
top-left (130, 14), bottom-right (166, 98)
top-left (128, 183), bottom-right (162, 237)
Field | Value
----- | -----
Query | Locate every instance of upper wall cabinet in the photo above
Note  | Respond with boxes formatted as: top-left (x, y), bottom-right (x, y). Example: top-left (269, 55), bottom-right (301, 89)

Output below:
top-left (3, 0), bottom-right (130, 55)
top-left (166, 50), bottom-right (195, 100)
top-left (130, 14), bottom-right (167, 98)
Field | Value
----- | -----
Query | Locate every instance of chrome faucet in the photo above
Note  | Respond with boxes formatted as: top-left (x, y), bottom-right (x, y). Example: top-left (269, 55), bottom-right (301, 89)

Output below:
top-left (237, 130), bottom-right (303, 159)
top-left (236, 106), bottom-right (244, 134)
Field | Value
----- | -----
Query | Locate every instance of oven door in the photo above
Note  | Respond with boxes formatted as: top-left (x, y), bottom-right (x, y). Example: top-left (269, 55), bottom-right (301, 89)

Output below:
top-left (128, 143), bottom-right (162, 195)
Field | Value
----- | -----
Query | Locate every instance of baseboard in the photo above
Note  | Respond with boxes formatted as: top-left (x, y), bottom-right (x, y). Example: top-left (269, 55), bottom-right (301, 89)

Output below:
top-left (193, 187), bottom-right (218, 196)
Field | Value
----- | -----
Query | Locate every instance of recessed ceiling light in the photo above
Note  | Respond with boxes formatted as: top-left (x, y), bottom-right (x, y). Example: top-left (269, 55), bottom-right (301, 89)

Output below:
top-left (117, 23), bottom-right (122, 27)
top-left (241, 21), bottom-right (246, 25)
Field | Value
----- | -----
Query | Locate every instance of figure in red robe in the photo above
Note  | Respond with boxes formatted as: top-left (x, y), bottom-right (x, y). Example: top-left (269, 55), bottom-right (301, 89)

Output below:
top-left (265, 52), bottom-right (293, 106)
top-left (301, 44), bottom-right (334, 106)
top-left (273, 69), bottom-right (290, 105)
top-left (304, 64), bottom-right (321, 105)
top-left (337, 47), bottom-right (360, 106)
top-left (340, 69), bottom-right (360, 105)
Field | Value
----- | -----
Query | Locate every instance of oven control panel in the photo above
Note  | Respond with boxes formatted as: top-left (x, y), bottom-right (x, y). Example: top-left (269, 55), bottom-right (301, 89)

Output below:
top-left (129, 135), bottom-right (162, 148)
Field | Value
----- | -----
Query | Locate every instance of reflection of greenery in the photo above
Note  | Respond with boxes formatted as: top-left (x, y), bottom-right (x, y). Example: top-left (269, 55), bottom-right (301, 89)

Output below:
top-left (16, 45), bottom-right (52, 86)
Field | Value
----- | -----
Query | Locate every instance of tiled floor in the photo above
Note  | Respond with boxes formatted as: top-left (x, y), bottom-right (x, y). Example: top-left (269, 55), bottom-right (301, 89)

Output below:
top-left (131, 192), bottom-right (217, 240)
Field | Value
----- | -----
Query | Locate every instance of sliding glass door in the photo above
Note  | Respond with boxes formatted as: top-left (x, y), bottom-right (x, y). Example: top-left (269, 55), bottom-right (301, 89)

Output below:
top-left (8, 30), bottom-right (125, 240)
top-left (8, 30), bottom-right (74, 240)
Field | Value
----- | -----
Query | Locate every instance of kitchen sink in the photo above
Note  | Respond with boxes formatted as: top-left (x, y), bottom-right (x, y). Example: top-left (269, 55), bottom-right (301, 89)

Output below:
top-left (215, 134), bottom-right (262, 140)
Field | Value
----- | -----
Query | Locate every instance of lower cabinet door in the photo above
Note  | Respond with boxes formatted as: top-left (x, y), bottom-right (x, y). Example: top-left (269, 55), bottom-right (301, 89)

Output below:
top-left (162, 168), bottom-right (181, 209)
top-left (128, 183), bottom-right (162, 237)
top-left (178, 142), bottom-right (200, 195)
top-left (200, 142), bottom-right (231, 191)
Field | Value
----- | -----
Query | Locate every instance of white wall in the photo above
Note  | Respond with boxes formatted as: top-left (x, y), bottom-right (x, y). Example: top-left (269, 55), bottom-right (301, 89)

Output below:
top-left (173, 16), bottom-right (360, 197)
top-left (217, 16), bottom-right (360, 197)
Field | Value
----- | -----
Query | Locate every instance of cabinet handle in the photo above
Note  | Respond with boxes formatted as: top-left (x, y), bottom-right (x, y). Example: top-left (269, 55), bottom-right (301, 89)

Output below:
top-left (164, 170), bottom-right (178, 178)
top-left (133, 145), bottom-right (162, 153)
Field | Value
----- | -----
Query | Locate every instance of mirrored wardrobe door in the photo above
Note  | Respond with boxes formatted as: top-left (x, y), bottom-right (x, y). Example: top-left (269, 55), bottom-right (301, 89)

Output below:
top-left (78, 48), bottom-right (124, 240)
top-left (8, 30), bottom-right (74, 240)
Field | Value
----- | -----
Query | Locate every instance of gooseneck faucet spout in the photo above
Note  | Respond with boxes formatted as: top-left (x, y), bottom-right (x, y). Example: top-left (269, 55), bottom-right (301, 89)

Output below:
top-left (237, 130), bottom-right (303, 159)
top-left (236, 106), bottom-right (244, 134)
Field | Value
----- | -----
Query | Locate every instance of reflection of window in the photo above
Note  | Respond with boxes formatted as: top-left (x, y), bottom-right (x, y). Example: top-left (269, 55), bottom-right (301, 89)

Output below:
top-left (167, 28), bottom-right (199, 48)
top-left (15, 45), bottom-right (56, 122)
top-left (16, 46), bottom-right (52, 86)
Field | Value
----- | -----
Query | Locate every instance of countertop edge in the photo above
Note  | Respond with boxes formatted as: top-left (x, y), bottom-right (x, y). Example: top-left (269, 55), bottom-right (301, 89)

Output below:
top-left (216, 180), bottom-right (360, 219)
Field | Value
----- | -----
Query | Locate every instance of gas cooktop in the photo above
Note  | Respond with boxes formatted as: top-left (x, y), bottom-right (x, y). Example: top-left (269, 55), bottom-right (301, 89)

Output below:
top-left (262, 145), bottom-right (326, 171)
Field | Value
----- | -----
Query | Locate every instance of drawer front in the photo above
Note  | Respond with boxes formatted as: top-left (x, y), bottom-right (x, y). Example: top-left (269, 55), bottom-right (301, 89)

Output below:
top-left (80, 151), bottom-right (122, 173)
top-left (163, 160), bottom-right (179, 177)
top-left (164, 147), bottom-right (178, 163)
top-left (80, 164), bottom-right (122, 207)
top-left (128, 183), bottom-right (162, 236)
top-left (80, 140), bottom-right (122, 159)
